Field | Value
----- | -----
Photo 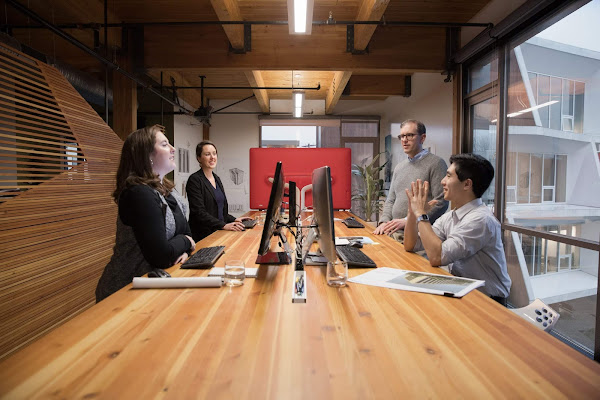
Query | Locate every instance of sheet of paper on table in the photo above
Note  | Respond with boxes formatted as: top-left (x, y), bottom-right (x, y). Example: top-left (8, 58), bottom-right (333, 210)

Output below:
top-left (336, 236), bottom-right (375, 245)
top-left (349, 267), bottom-right (484, 298)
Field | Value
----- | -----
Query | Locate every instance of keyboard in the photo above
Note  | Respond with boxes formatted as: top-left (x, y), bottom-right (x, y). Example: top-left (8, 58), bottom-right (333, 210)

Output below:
top-left (342, 217), bottom-right (365, 228)
top-left (242, 219), bottom-right (257, 229)
top-left (181, 246), bottom-right (225, 269)
top-left (335, 245), bottom-right (376, 268)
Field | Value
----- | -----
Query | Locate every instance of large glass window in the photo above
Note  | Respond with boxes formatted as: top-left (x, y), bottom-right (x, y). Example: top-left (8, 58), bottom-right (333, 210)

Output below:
top-left (504, 1), bottom-right (600, 357)
top-left (465, 0), bottom-right (600, 358)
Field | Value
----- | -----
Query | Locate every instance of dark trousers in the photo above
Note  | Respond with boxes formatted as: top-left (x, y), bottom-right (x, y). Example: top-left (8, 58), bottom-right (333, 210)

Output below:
top-left (490, 295), bottom-right (507, 307)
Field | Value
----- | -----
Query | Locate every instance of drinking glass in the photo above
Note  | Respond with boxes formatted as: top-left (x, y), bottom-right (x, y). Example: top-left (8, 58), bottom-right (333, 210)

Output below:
top-left (326, 261), bottom-right (348, 287)
top-left (224, 259), bottom-right (245, 286)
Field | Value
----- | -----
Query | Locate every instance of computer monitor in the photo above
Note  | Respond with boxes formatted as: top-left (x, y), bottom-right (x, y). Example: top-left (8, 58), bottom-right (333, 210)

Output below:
top-left (256, 161), bottom-right (290, 264)
top-left (311, 166), bottom-right (337, 265)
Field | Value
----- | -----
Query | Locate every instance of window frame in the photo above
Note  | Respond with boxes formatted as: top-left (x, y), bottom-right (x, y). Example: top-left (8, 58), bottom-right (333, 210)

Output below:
top-left (459, 0), bottom-right (600, 360)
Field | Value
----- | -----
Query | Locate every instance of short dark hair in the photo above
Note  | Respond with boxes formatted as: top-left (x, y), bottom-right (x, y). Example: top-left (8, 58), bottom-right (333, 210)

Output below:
top-left (449, 153), bottom-right (494, 198)
top-left (400, 119), bottom-right (426, 135)
top-left (196, 140), bottom-right (217, 159)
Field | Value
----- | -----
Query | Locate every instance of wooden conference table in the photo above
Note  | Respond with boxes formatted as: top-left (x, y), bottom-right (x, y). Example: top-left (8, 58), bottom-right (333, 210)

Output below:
top-left (1, 211), bottom-right (599, 399)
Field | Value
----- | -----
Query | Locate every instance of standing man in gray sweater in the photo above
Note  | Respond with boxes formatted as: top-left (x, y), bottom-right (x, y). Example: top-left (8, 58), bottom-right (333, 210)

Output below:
top-left (374, 119), bottom-right (448, 241)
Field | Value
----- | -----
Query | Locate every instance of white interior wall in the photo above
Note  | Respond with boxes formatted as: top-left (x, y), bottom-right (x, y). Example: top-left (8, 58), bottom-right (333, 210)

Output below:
top-left (173, 108), bottom-right (203, 206)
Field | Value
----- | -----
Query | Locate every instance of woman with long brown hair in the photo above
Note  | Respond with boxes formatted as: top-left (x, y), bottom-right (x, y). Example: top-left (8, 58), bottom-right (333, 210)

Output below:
top-left (96, 125), bottom-right (195, 302)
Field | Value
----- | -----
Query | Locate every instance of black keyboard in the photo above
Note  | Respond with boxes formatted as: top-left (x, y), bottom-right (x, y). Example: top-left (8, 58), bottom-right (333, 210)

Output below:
top-left (342, 217), bottom-right (364, 228)
top-left (181, 246), bottom-right (225, 269)
top-left (242, 219), bottom-right (257, 229)
top-left (336, 245), bottom-right (376, 268)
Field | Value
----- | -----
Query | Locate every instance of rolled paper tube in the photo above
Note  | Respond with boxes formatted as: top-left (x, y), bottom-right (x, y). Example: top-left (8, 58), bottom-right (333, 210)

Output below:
top-left (132, 277), bottom-right (223, 288)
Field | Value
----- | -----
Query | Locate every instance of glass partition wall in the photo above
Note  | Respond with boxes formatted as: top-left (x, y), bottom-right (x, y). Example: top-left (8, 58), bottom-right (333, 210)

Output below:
top-left (462, 0), bottom-right (600, 359)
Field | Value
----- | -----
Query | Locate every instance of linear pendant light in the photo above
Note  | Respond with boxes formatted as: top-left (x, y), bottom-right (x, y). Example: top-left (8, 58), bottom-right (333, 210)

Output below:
top-left (293, 90), bottom-right (304, 118)
top-left (287, 0), bottom-right (314, 34)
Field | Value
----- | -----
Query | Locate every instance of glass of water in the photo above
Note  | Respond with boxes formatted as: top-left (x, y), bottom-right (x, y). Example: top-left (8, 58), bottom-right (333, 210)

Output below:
top-left (224, 259), bottom-right (245, 286)
top-left (326, 261), bottom-right (348, 287)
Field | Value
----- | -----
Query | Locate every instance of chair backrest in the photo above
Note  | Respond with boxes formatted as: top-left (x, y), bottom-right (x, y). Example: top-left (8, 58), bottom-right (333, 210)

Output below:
top-left (511, 298), bottom-right (560, 332)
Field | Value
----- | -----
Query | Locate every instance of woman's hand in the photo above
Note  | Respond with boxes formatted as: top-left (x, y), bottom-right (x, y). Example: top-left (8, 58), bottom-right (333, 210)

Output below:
top-left (185, 235), bottom-right (196, 253)
top-left (174, 252), bottom-right (189, 265)
top-left (223, 221), bottom-right (245, 231)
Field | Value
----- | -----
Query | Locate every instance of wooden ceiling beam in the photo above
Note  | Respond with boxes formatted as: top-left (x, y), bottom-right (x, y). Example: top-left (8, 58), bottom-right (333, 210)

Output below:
top-left (244, 71), bottom-right (270, 113)
top-left (326, 71), bottom-right (352, 114)
top-left (143, 25), bottom-right (446, 71)
top-left (354, 0), bottom-right (390, 51)
top-left (344, 75), bottom-right (410, 97)
top-left (209, 0), bottom-right (245, 50)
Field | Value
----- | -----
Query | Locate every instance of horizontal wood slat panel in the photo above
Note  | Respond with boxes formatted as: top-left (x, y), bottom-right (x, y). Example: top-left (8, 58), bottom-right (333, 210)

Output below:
top-left (0, 44), bottom-right (122, 361)
top-left (0, 100), bottom-right (72, 129)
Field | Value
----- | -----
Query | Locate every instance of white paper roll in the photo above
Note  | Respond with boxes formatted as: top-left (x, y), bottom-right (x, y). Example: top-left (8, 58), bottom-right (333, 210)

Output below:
top-left (132, 277), bottom-right (223, 289)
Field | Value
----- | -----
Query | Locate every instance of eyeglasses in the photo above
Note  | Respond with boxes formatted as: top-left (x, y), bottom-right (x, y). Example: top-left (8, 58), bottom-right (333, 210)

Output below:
top-left (398, 133), bottom-right (421, 141)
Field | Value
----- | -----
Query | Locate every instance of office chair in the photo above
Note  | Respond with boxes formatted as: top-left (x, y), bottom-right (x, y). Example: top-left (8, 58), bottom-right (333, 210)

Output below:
top-left (510, 298), bottom-right (560, 332)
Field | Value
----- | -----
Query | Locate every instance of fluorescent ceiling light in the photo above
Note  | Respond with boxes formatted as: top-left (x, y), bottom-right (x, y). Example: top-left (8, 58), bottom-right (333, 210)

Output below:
top-left (288, 0), bottom-right (313, 35)
top-left (295, 0), bottom-right (307, 33)
top-left (487, 100), bottom-right (560, 124)
top-left (507, 100), bottom-right (559, 118)
top-left (293, 90), bottom-right (303, 117)
top-left (294, 91), bottom-right (304, 108)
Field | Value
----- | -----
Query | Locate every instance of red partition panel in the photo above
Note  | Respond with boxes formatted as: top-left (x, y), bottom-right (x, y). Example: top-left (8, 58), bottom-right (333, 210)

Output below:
top-left (250, 148), bottom-right (351, 210)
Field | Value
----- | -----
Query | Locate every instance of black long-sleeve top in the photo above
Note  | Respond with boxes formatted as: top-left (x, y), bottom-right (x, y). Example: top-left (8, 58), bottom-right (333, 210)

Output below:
top-left (95, 184), bottom-right (192, 302)
top-left (186, 170), bottom-right (236, 241)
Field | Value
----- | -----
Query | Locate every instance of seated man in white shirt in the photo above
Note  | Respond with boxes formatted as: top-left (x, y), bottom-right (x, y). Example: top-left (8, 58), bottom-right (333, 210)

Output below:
top-left (403, 153), bottom-right (511, 306)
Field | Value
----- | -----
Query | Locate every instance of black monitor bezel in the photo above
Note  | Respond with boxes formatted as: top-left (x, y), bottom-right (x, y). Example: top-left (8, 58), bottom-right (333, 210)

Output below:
top-left (257, 161), bottom-right (285, 256)
top-left (311, 166), bottom-right (337, 264)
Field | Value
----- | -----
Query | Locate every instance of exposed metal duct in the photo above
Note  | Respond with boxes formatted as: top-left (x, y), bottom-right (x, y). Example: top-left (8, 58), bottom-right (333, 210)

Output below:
top-left (51, 59), bottom-right (113, 108)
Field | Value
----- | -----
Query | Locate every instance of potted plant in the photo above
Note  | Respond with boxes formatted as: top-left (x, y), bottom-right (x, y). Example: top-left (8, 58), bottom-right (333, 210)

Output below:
top-left (351, 153), bottom-right (388, 222)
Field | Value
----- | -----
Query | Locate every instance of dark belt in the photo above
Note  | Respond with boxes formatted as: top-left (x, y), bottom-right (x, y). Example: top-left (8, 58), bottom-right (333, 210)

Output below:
top-left (490, 295), bottom-right (507, 307)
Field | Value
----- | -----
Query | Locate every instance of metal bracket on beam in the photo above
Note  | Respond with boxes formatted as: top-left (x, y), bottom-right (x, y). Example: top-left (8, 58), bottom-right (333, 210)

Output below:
top-left (346, 25), bottom-right (368, 55)
top-left (229, 23), bottom-right (251, 54)
top-left (442, 27), bottom-right (460, 83)
top-left (404, 75), bottom-right (411, 97)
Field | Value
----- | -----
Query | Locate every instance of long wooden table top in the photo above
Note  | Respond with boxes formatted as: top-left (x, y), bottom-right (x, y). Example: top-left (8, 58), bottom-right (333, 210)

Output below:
top-left (1, 211), bottom-right (599, 399)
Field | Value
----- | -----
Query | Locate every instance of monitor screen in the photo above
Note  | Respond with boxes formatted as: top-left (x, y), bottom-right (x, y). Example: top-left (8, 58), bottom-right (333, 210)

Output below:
top-left (257, 161), bottom-right (285, 256)
top-left (311, 166), bottom-right (337, 264)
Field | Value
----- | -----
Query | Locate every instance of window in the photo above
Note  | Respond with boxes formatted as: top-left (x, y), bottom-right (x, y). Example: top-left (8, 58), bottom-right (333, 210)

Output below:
top-left (258, 118), bottom-right (343, 148)
top-left (526, 72), bottom-right (585, 132)
top-left (463, 0), bottom-right (600, 358)
top-left (506, 152), bottom-right (566, 204)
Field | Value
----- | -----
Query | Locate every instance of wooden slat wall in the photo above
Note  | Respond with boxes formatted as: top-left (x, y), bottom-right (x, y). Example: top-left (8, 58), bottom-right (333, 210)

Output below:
top-left (0, 44), bottom-right (122, 361)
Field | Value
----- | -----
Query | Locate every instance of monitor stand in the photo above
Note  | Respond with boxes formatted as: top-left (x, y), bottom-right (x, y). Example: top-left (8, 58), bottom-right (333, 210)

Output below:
top-left (255, 230), bottom-right (292, 264)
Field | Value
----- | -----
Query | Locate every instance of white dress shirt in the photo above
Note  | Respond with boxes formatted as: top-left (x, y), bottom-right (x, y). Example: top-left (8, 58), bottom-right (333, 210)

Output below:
top-left (414, 198), bottom-right (511, 298)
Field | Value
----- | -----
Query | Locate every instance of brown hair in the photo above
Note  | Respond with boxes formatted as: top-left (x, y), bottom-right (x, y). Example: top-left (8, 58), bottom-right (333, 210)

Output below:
top-left (196, 140), bottom-right (218, 159)
top-left (400, 119), bottom-right (426, 135)
top-left (113, 125), bottom-right (174, 202)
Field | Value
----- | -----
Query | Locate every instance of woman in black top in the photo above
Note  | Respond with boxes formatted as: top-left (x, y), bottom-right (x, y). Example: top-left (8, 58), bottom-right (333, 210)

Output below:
top-left (95, 125), bottom-right (195, 302)
top-left (186, 141), bottom-right (250, 241)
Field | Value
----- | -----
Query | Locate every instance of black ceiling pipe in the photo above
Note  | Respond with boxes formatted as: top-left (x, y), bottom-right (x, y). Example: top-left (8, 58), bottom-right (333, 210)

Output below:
top-left (5, 0), bottom-right (192, 114)
top-left (2, 20), bottom-right (492, 30)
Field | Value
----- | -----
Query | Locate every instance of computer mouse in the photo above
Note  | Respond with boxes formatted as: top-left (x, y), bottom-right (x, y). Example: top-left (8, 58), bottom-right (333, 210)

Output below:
top-left (349, 240), bottom-right (363, 248)
top-left (148, 268), bottom-right (171, 278)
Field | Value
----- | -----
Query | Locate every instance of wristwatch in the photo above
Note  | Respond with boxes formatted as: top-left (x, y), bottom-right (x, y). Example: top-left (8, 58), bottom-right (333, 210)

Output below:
top-left (416, 214), bottom-right (430, 224)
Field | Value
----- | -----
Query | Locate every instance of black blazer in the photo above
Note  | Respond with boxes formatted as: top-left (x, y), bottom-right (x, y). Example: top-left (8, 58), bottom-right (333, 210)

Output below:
top-left (186, 170), bottom-right (236, 241)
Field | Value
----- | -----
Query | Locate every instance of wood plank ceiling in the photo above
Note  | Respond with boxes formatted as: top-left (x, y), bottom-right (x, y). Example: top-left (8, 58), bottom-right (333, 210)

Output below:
top-left (1, 0), bottom-right (491, 114)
